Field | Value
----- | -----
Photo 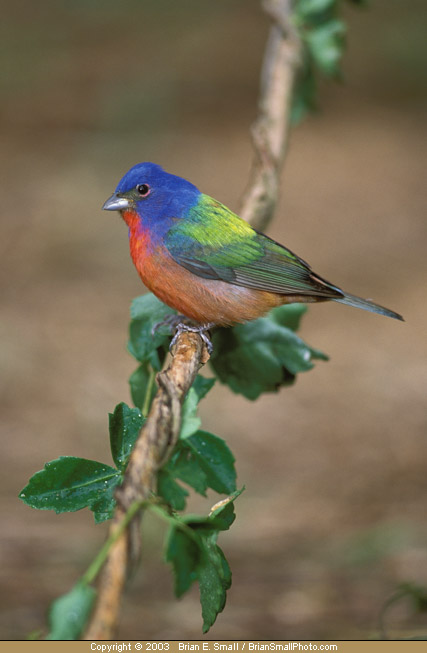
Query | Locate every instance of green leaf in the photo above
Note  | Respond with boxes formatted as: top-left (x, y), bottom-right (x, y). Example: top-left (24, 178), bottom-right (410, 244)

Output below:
top-left (165, 490), bottom-right (243, 632)
top-left (180, 375), bottom-right (215, 439)
top-left (291, 59), bottom-right (317, 124)
top-left (181, 490), bottom-right (242, 534)
top-left (90, 491), bottom-right (117, 524)
top-left (269, 303), bottom-right (309, 331)
top-left (46, 583), bottom-right (96, 640)
top-left (164, 430), bottom-right (236, 498)
top-left (165, 444), bottom-right (209, 497)
top-left (197, 492), bottom-right (243, 631)
top-left (192, 375), bottom-right (216, 401)
top-left (19, 457), bottom-right (121, 523)
top-left (165, 527), bottom-right (200, 597)
top-left (180, 389), bottom-right (202, 439)
top-left (128, 293), bottom-right (176, 370)
top-left (292, 0), bottom-right (362, 120)
top-left (306, 19), bottom-right (346, 76)
top-left (210, 307), bottom-right (328, 400)
top-left (198, 534), bottom-right (231, 633)
top-left (109, 402), bottom-right (144, 470)
top-left (157, 470), bottom-right (189, 511)
top-left (208, 488), bottom-right (244, 530)
top-left (184, 431), bottom-right (236, 495)
top-left (129, 362), bottom-right (157, 412)
top-left (185, 494), bottom-right (241, 632)
top-left (296, 0), bottom-right (337, 18)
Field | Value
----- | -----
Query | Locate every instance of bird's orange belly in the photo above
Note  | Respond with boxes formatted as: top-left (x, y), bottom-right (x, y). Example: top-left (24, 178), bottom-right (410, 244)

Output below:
top-left (132, 245), bottom-right (285, 326)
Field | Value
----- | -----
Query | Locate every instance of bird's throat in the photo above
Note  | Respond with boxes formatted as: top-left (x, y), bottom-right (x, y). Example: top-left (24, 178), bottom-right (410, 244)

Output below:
top-left (121, 208), bottom-right (140, 230)
top-left (123, 209), bottom-right (156, 281)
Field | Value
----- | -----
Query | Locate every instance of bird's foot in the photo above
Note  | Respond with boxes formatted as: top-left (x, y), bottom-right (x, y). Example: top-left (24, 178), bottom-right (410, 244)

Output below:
top-left (170, 322), bottom-right (216, 355)
top-left (151, 314), bottom-right (190, 336)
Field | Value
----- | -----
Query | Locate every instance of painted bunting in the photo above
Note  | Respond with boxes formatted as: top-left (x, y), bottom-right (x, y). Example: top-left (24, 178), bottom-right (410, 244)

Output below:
top-left (103, 162), bottom-right (403, 346)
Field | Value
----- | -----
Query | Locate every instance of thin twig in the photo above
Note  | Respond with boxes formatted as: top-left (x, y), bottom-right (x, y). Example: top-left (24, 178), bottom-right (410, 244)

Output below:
top-left (83, 0), bottom-right (301, 639)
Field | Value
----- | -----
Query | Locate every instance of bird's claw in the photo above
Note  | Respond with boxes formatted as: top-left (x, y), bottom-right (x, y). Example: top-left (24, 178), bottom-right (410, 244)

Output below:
top-left (151, 314), bottom-right (189, 337)
top-left (169, 322), bottom-right (215, 355)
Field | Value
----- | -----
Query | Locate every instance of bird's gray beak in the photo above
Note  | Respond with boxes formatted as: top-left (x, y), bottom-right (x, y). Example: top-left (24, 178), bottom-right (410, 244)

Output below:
top-left (102, 193), bottom-right (130, 212)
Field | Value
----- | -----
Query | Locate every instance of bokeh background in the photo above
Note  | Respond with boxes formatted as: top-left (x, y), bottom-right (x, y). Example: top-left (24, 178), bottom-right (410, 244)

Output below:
top-left (1, 0), bottom-right (427, 640)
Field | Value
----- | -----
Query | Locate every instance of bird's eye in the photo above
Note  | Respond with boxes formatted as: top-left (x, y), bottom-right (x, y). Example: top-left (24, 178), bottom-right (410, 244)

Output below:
top-left (136, 183), bottom-right (150, 197)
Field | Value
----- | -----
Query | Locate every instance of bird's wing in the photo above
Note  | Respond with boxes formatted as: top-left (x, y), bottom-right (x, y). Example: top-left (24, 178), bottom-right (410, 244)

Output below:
top-left (165, 194), bottom-right (342, 298)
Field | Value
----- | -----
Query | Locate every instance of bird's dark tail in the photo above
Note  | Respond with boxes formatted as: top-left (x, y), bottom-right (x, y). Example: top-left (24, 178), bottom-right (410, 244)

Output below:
top-left (333, 292), bottom-right (404, 321)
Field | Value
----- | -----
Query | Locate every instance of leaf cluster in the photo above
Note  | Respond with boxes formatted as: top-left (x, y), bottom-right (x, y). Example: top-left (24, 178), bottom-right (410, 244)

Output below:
top-left (292, 0), bottom-right (364, 122)
top-left (165, 490), bottom-right (242, 633)
top-left (128, 294), bottom-right (327, 403)
top-left (19, 292), bottom-right (327, 636)
top-left (210, 304), bottom-right (328, 400)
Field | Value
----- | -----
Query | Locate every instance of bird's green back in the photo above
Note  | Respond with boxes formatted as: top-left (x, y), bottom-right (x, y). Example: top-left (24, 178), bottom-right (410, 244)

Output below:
top-left (165, 194), bottom-right (342, 298)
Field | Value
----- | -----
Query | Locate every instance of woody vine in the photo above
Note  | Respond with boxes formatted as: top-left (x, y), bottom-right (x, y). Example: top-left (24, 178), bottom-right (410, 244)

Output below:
top-left (20, 0), bottom-right (370, 640)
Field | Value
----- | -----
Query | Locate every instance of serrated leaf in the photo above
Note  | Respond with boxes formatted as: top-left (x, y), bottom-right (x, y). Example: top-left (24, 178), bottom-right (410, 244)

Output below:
top-left (197, 494), bottom-right (243, 632)
top-left (164, 490), bottom-right (242, 632)
top-left (165, 527), bottom-right (200, 597)
top-left (19, 457), bottom-right (121, 523)
top-left (109, 402), bottom-right (144, 470)
top-left (46, 583), bottom-right (96, 640)
top-left (129, 362), bottom-right (157, 412)
top-left (198, 535), bottom-right (231, 633)
top-left (128, 293), bottom-right (176, 370)
top-left (306, 19), bottom-right (346, 76)
top-left (180, 375), bottom-right (215, 439)
top-left (157, 470), bottom-right (189, 511)
top-left (210, 308), bottom-right (328, 400)
top-left (165, 444), bottom-right (209, 496)
top-left (164, 430), bottom-right (236, 498)
top-left (183, 431), bottom-right (236, 495)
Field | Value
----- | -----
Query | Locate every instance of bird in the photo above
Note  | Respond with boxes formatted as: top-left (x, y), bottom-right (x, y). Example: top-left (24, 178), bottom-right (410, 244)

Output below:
top-left (103, 162), bottom-right (403, 350)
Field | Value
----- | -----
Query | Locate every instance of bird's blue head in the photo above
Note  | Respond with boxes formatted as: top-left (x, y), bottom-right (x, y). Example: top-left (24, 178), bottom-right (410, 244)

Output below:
top-left (102, 163), bottom-right (201, 234)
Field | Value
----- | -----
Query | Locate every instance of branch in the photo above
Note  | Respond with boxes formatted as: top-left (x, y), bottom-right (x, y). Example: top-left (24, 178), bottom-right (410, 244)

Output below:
top-left (241, 0), bottom-right (301, 231)
top-left (84, 0), bottom-right (301, 639)
top-left (84, 333), bottom-right (209, 639)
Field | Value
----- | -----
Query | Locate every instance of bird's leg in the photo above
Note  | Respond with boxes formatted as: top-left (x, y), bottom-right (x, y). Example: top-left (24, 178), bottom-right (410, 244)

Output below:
top-left (151, 313), bottom-right (190, 336)
top-left (170, 322), bottom-right (216, 355)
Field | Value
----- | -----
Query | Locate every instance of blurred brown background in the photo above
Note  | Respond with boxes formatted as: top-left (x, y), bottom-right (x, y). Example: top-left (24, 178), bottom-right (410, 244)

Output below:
top-left (1, 0), bottom-right (427, 641)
